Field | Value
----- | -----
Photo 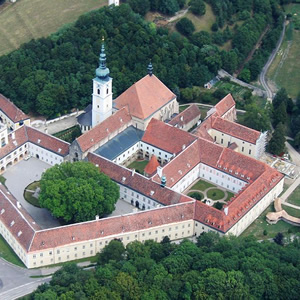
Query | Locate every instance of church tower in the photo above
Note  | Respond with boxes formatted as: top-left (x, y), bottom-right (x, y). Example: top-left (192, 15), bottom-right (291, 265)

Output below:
top-left (92, 40), bottom-right (112, 127)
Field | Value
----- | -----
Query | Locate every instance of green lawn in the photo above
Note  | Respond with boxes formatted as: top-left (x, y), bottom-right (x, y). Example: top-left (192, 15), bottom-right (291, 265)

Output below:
top-left (0, 235), bottom-right (25, 267)
top-left (226, 191), bottom-right (235, 202)
top-left (286, 185), bottom-right (300, 206)
top-left (191, 179), bottom-right (215, 191)
top-left (0, 175), bottom-right (6, 187)
top-left (24, 181), bottom-right (41, 207)
top-left (267, 4), bottom-right (300, 99)
top-left (128, 160), bottom-right (148, 174)
top-left (53, 125), bottom-right (82, 143)
top-left (0, 0), bottom-right (107, 56)
top-left (282, 205), bottom-right (300, 218)
top-left (207, 188), bottom-right (225, 201)
top-left (241, 203), bottom-right (300, 239)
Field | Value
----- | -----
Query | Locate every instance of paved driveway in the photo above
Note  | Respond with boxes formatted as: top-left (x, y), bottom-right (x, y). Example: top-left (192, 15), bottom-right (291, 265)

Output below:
top-left (3, 158), bottom-right (60, 229)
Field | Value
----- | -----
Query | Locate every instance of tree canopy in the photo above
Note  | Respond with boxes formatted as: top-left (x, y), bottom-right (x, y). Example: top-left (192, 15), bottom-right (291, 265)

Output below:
top-left (26, 233), bottom-right (300, 299)
top-left (39, 161), bottom-right (119, 223)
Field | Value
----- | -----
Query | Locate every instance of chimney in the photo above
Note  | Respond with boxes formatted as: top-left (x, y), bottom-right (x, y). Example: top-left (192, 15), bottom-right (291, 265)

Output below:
top-left (12, 132), bottom-right (15, 139)
top-left (95, 215), bottom-right (99, 220)
top-left (17, 201), bottom-right (21, 209)
top-left (157, 166), bottom-right (163, 178)
top-left (161, 175), bottom-right (167, 188)
top-left (132, 169), bottom-right (135, 176)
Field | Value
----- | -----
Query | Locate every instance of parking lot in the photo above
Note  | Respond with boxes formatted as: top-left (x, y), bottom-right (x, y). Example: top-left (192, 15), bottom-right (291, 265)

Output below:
top-left (3, 158), bottom-right (60, 229)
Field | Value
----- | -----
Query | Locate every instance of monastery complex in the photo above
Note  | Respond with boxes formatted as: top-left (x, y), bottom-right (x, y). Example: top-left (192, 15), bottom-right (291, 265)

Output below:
top-left (0, 43), bottom-right (284, 268)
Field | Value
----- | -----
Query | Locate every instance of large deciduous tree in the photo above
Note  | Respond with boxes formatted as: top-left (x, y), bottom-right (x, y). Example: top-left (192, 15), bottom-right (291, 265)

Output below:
top-left (39, 161), bottom-right (119, 223)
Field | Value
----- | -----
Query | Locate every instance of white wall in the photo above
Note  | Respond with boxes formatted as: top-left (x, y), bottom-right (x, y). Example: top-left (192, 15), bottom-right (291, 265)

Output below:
top-left (28, 143), bottom-right (64, 165)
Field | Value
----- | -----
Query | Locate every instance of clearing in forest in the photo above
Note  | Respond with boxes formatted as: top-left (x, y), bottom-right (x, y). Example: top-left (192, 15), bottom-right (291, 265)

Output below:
top-left (0, 0), bottom-right (106, 56)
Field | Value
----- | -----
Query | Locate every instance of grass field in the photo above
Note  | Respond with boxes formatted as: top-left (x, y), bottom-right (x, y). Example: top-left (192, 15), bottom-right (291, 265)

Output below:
top-left (286, 185), bottom-right (300, 206)
top-left (226, 191), bottom-right (234, 202)
top-left (282, 205), bottom-right (300, 218)
top-left (267, 4), bottom-right (300, 99)
top-left (207, 188), bottom-right (225, 200)
top-left (128, 160), bottom-right (148, 174)
top-left (0, 234), bottom-right (25, 267)
top-left (191, 179), bottom-right (215, 191)
top-left (241, 203), bottom-right (300, 239)
top-left (0, 0), bottom-right (106, 56)
top-left (24, 181), bottom-right (41, 207)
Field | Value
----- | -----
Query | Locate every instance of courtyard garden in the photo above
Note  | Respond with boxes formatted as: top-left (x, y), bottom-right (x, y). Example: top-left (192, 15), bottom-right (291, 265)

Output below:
top-left (24, 181), bottom-right (41, 207)
top-left (127, 160), bottom-right (148, 174)
top-left (186, 179), bottom-right (235, 209)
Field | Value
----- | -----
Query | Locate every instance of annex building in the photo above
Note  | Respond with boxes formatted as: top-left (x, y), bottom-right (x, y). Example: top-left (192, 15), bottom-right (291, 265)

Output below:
top-left (0, 43), bottom-right (284, 268)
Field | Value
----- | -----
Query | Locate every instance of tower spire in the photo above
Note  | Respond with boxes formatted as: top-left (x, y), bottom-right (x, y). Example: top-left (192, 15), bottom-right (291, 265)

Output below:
top-left (96, 38), bottom-right (110, 79)
top-left (147, 61), bottom-right (153, 76)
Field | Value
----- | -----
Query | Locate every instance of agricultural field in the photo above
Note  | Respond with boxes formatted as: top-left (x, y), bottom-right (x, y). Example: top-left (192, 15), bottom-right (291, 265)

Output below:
top-left (0, 0), bottom-right (106, 56)
top-left (267, 4), bottom-right (300, 99)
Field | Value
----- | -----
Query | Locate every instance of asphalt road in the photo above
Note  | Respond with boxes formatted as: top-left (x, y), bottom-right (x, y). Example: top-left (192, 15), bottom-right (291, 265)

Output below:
top-left (259, 20), bottom-right (286, 100)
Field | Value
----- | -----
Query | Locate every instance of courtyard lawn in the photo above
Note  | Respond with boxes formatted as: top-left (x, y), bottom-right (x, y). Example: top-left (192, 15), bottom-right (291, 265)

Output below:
top-left (226, 191), bottom-right (235, 202)
top-left (282, 205), bottom-right (300, 219)
top-left (207, 188), bottom-right (225, 201)
top-left (0, 235), bottom-right (25, 267)
top-left (241, 203), bottom-right (300, 239)
top-left (191, 179), bottom-right (215, 191)
top-left (24, 181), bottom-right (41, 207)
top-left (286, 185), bottom-right (300, 206)
top-left (0, 175), bottom-right (6, 187)
top-left (0, 0), bottom-right (107, 56)
top-left (128, 160), bottom-right (148, 174)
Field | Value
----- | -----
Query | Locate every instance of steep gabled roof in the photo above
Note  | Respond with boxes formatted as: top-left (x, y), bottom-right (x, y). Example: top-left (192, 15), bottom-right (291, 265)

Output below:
top-left (144, 155), bottom-right (160, 176)
top-left (114, 74), bottom-right (176, 120)
top-left (76, 108), bottom-right (132, 153)
top-left (212, 117), bottom-right (261, 144)
top-left (169, 104), bottom-right (201, 127)
top-left (214, 94), bottom-right (235, 117)
top-left (0, 94), bottom-right (29, 123)
top-left (142, 118), bottom-right (197, 155)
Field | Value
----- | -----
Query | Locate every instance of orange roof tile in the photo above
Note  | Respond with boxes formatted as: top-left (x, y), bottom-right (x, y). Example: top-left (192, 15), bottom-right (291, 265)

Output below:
top-left (76, 108), bottom-right (132, 153)
top-left (144, 155), bottom-right (160, 176)
top-left (142, 118), bottom-right (197, 154)
top-left (0, 94), bottom-right (29, 123)
top-left (169, 104), bottom-right (201, 127)
top-left (212, 117), bottom-right (260, 144)
top-left (215, 94), bottom-right (235, 117)
top-left (114, 74), bottom-right (176, 120)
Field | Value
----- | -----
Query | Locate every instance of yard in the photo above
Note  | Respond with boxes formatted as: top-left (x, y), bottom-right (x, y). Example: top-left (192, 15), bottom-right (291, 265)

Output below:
top-left (286, 185), bottom-right (300, 206)
top-left (207, 188), bottom-right (225, 201)
top-left (0, 235), bottom-right (25, 267)
top-left (127, 160), bottom-right (148, 174)
top-left (282, 205), bottom-right (300, 219)
top-left (190, 179), bottom-right (215, 191)
top-left (267, 4), bottom-right (300, 99)
top-left (241, 203), bottom-right (300, 239)
top-left (0, 0), bottom-right (107, 56)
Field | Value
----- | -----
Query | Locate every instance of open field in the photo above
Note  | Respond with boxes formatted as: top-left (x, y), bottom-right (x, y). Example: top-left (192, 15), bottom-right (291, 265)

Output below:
top-left (286, 185), bottom-right (300, 206)
top-left (0, 234), bottom-right (25, 267)
top-left (267, 4), bottom-right (300, 99)
top-left (0, 0), bottom-right (106, 56)
top-left (241, 203), bottom-right (300, 239)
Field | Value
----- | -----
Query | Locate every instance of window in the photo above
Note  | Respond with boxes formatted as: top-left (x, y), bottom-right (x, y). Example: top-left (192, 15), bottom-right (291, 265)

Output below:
top-left (40, 253), bottom-right (43, 257)
top-left (82, 245), bottom-right (85, 249)
top-left (249, 149), bottom-right (251, 155)
top-left (214, 136), bottom-right (216, 141)
top-left (242, 147), bottom-right (244, 152)
top-left (57, 250), bottom-right (60, 254)
top-left (221, 139), bottom-right (223, 144)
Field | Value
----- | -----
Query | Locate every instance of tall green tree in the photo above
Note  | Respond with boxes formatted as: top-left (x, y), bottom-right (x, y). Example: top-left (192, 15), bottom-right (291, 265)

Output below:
top-left (189, 0), bottom-right (206, 16)
top-left (267, 123), bottom-right (286, 155)
top-left (242, 103), bottom-right (271, 131)
top-left (39, 161), bottom-right (119, 223)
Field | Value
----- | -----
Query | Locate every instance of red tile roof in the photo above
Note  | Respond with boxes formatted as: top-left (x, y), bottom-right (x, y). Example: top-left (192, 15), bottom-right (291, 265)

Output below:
top-left (142, 118), bottom-right (197, 154)
top-left (169, 104), bottom-right (201, 127)
top-left (88, 153), bottom-right (191, 206)
top-left (212, 117), bottom-right (261, 144)
top-left (215, 94), bottom-right (235, 117)
top-left (114, 74), bottom-right (176, 120)
top-left (0, 184), bottom-right (38, 252)
top-left (29, 201), bottom-right (195, 252)
top-left (26, 126), bottom-right (69, 156)
top-left (76, 108), bottom-right (132, 153)
top-left (144, 155), bottom-right (160, 176)
top-left (0, 126), bottom-right (28, 159)
top-left (0, 94), bottom-right (29, 123)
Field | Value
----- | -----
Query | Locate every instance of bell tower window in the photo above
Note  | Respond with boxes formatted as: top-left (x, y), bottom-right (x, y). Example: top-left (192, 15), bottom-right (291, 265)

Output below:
top-left (107, 88), bottom-right (109, 94)
top-left (97, 89), bottom-right (100, 95)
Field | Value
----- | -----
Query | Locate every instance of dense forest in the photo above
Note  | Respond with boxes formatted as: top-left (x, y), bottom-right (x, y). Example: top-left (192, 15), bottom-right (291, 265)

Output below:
top-left (0, 1), bottom-right (284, 118)
top-left (24, 233), bottom-right (300, 299)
